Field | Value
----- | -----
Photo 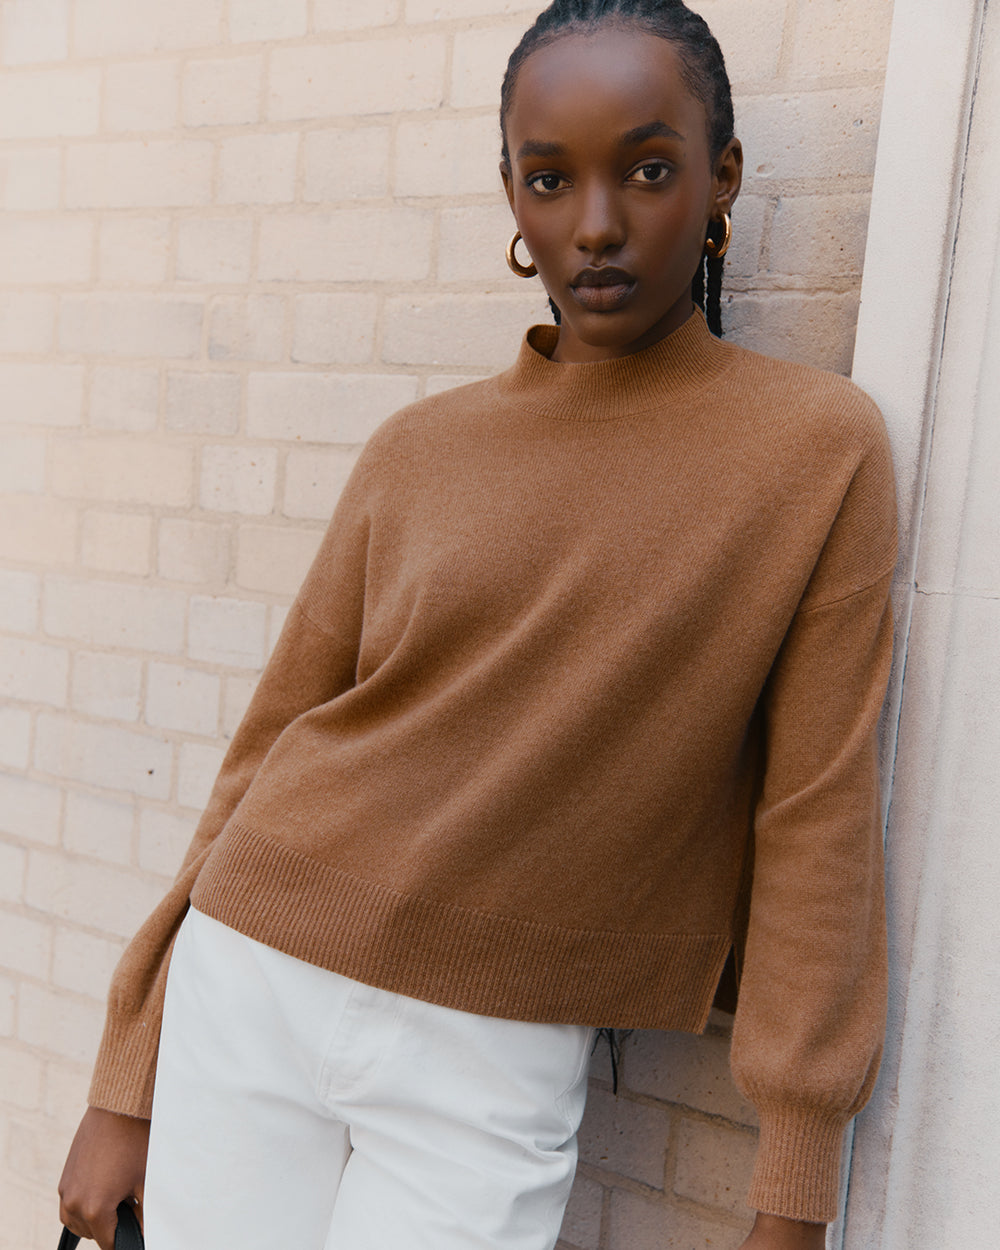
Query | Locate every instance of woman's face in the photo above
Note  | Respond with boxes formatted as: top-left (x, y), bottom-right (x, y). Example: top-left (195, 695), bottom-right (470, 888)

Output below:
top-left (501, 27), bottom-right (742, 364)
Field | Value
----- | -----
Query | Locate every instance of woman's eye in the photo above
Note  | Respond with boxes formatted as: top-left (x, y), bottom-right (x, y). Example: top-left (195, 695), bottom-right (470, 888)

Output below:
top-left (527, 173), bottom-right (567, 194)
top-left (629, 162), bottom-right (669, 184)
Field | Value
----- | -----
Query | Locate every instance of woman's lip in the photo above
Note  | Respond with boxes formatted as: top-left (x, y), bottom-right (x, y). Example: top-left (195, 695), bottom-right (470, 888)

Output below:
top-left (570, 281), bottom-right (635, 312)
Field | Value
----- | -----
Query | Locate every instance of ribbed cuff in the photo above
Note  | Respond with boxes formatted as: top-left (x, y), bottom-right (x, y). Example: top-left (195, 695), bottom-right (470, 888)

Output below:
top-left (87, 1010), bottom-right (160, 1120)
top-left (747, 1104), bottom-right (848, 1223)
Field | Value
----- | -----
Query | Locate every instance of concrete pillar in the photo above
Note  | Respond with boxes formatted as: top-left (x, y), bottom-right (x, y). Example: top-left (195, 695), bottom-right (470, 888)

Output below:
top-left (845, 0), bottom-right (1000, 1244)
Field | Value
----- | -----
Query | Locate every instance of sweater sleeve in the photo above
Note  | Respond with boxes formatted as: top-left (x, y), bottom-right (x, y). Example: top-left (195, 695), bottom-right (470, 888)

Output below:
top-left (731, 426), bottom-right (897, 1221)
top-left (87, 463), bottom-right (373, 1119)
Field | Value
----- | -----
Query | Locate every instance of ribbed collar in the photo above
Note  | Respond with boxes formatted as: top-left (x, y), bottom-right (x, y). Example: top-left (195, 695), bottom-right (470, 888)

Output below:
top-left (496, 307), bottom-right (736, 421)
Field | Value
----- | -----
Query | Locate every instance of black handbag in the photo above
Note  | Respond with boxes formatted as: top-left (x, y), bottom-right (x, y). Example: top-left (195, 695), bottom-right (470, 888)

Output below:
top-left (58, 1200), bottom-right (144, 1250)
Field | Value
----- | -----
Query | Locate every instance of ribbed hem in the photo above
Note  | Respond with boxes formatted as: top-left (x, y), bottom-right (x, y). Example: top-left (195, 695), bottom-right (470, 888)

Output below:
top-left (191, 822), bottom-right (731, 1032)
top-left (747, 1103), bottom-right (849, 1222)
top-left (88, 1011), bottom-right (159, 1120)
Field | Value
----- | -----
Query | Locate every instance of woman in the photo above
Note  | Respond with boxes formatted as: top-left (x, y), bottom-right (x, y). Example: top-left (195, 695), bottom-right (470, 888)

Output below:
top-left (59, 3), bottom-right (896, 1248)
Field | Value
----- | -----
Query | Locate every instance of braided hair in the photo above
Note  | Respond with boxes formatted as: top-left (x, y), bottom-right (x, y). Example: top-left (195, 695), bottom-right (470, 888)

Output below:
top-left (500, 0), bottom-right (735, 336)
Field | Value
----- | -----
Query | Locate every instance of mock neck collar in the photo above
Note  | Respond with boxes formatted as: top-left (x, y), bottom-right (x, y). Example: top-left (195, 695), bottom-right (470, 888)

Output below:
top-left (496, 307), bottom-right (736, 421)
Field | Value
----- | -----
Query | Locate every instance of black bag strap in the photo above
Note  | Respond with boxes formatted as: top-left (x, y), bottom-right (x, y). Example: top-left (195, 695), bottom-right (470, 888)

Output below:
top-left (58, 1201), bottom-right (144, 1250)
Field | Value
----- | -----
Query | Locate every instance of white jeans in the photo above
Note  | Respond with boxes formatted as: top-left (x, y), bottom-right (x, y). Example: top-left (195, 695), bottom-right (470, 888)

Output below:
top-left (144, 908), bottom-right (595, 1250)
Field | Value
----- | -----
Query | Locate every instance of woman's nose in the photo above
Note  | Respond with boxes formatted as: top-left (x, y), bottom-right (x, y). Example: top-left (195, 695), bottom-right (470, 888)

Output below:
top-left (573, 184), bottom-right (626, 258)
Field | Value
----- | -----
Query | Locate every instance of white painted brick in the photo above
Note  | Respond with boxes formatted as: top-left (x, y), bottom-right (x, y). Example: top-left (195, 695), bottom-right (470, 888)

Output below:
top-left (0, 911), bottom-right (52, 981)
top-left (0, 362), bottom-right (84, 426)
top-left (103, 59), bottom-right (180, 132)
top-left (0, 145), bottom-right (61, 209)
top-left (222, 674), bottom-right (256, 736)
top-left (182, 54), bottom-right (262, 126)
top-left (70, 650), bottom-right (143, 721)
top-left (425, 374), bottom-right (488, 396)
top-left (44, 1061), bottom-right (90, 1124)
top-left (723, 194), bottom-right (767, 281)
top-left (165, 371), bottom-right (242, 435)
top-left (138, 806), bottom-right (195, 876)
top-left (74, 0), bottom-right (225, 57)
top-left (0, 637), bottom-right (69, 707)
top-left (0, 496), bottom-right (76, 565)
top-left (395, 115), bottom-right (503, 197)
top-left (90, 366), bottom-right (159, 432)
top-left (200, 444), bottom-right (277, 515)
top-left (64, 789), bottom-right (134, 866)
top-left (176, 216), bottom-right (254, 284)
top-left (248, 372), bottom-right (418, 443)
top-left (0, 1176), bottom-right (36, 1247)
top-left (2, 0), bottom-right (70, 64)
top-left (0, 707), bottom-right (31, 769)
top-left (177, 740), bottom-right (226, 809)
top-left (792, 0), bottom-right (894, 77)
top-left (219, 131), bottom-right (298, 204)
top-left (44, 576), bottom-right (187, 654)
top-left (314, 0), bottom-right (398, 30)
top-left (0, 292), bottom-right (56, 353)
top-left (67, 139), bottom-right (213, 209)
top-left (0, 570), bottom-right (40, 635)
top-left (146, 661), bottom-right (221, 736)
top-left (439, 203), bottom-right (520, 284)
top-left (188, 595), bottom-right (267, 668)
top-left (0, 217), bottom-right (93, 284)
top-left (624, 1029), bottom-right (757, 1127)
top-left (559, 1173), bottom-right (603, 1250)
top-left (451, 26), bottom-right (522, 109)
top-left (608, 1188), bottom-right (749, 1250)
top-left (725, 291), bottom-right (860, 375)
top-left (0, 66), bottom-right (99, 138)
top-left (24, 849), bottom-right (164, 941)
top-left (406, 0), bottom-right (532, 18)
top-left (229, 0), bottom-right (308, 42)
top-left (58, 295), bottom-right (204, 358)
top-left (81, 510), bottom-right (153, 576)
top-left (738, 87), bottom-right (883, 183)
top-left (34, 714), bottom-right (173, 800)
top-left (769, 193), bottom-right (871, 279)
top-left (208, 295), bottom-right (286, 362)
top-left (17, 981), bottom-right (105, 1062)
top-left (0, 841), bottom-right (26, 902)
top-left (258, 208), bottom-right (433, 282)
top-left (303, 126), bottom-right (391, 202)
top-left (578, 1085), bottom-right (669, 1188)
top-left (268, 603), bottom-right (289, 653)
top-left (0, 973), bottom-right (13, 1035)
top-left (98, 216), bottom-right (171, 284)
top-left (687, 0), bottom-right (787, 84)
top-left (267, 36), bottom-right (446, 121)
top-left (52, 927), bottom-right (126, 999)
top-left (283, 447), bottom-right (360, 519)
top-left (0, 774), bottom-right (62, 845)
top-left (0, 1046), bottom-right (44, 1111)
top-left (157, 517), bottom-right (231, 585)
top-left (672, 1116), bottom-right (760, 1217)
top-left (292, 294), bottom-right (378, 365)
top-left (383, 293), bottom-right (549, 369)
top-left (0, 433), bottom-right (45, 494)
top-left (236, 525), bottom-right (322, 596)
top-left (51, 437), bottom-right (193, 507)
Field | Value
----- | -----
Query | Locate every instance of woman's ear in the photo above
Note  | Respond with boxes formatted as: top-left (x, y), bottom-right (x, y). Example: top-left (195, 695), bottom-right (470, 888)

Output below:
top-left (713, 137), bottom-right (743, 214)
top-left (500, 162), bottom-right (516, 214)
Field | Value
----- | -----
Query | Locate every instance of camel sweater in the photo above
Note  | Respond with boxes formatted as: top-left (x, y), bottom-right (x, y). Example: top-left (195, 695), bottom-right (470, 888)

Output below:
top-left (90, 309), bottom-right (896, 1222)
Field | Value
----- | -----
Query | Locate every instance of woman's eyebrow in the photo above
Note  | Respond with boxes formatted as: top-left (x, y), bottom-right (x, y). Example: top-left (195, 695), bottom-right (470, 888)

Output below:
top-left (516, 138), bottom-right (566, 160)
top-left (619, 120), bottom-right (685, 145)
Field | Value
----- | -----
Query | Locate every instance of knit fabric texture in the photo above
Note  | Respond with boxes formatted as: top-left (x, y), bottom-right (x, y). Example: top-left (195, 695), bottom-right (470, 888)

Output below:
top-left (89, 309), bottom-right (897, 1222)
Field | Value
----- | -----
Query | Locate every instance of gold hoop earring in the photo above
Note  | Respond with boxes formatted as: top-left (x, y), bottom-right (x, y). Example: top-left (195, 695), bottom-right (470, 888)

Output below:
top-left (506, 231), bottom-right (537, 278)
top-left (704, 212), bottom-right (732, 260)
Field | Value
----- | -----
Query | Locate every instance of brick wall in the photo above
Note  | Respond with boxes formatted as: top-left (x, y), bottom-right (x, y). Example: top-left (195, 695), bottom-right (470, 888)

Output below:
top-left (0, 1), bottom-right (894, 1246)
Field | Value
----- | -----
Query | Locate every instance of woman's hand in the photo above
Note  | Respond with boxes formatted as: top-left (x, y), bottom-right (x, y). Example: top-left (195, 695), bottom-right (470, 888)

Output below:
top-left (58, 1106), bottom-right (149, 1250)
top-left (738, 1212), bottom-right (828, 1249)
